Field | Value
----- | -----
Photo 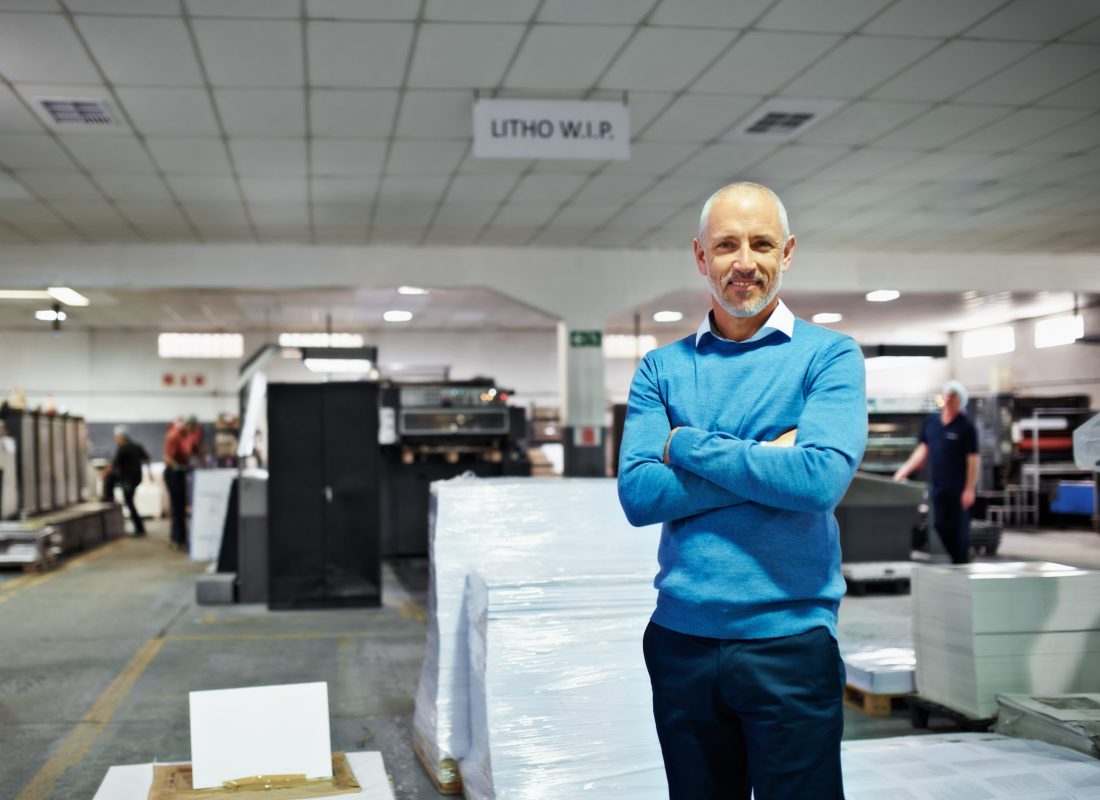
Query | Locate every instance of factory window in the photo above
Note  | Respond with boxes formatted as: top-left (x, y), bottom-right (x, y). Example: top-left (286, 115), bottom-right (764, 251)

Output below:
top-left (1034, 315), bottom-right (1083, 349)
top-left (960, 326), bottom-right (1015, 359)
top-left (158, 333), bottom-right (244, 359)
top-left (603, 334), bottom-right (657, 359)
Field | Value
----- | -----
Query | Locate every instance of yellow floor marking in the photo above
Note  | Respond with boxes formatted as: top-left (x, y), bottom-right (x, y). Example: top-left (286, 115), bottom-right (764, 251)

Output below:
top-left (0, 539), bottom-right (127, 605)
top-left (16, 637), bottom-right (164, 800)
top-left (165, 630), bottom-right (375, 642)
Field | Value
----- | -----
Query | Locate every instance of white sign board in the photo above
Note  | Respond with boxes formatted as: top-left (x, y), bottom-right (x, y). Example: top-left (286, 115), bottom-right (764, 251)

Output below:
top-left (188, 468), bottom-right (238, 562)
top-left (189, 682), bottom-right (333, 790)
top-left (473, 98), bottom-right (630, 160)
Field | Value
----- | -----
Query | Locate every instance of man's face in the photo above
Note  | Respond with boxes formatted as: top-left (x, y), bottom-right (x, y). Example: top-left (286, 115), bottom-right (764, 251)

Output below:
top-left (693, 189), bottom-right (794, 320)
top-left (944, 391), bottom-right (962, 415)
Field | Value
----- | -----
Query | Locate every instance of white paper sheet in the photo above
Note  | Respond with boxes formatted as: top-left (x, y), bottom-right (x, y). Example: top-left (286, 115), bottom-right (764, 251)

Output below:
top-left (188, 682), bottom-right (333, 790)
top-left (188, 468), bottom-right (238, 562)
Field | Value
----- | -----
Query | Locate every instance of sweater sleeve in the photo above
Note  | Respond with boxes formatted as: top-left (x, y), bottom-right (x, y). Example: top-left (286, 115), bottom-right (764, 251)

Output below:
top-left (667, 337), bottom-right (867, 513)
top-left (617, 351), bottom-right (747, 527)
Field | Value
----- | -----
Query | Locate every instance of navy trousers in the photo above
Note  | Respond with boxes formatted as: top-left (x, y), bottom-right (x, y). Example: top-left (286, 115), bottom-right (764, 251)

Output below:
top-left (164, 468), bottom-right (188, 547)
top-left (643, 621), bottom-right (846, 800)
top-left (932, 489), bottom-right (970, 564)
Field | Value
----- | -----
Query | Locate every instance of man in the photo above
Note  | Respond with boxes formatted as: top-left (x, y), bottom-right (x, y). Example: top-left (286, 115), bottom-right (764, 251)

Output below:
top-left (618, 182), bottom-right (867, 799)
top-left (104, 426), bottom-right (150, 536)
top-left (163, 416), bottom-right (201, 551)
top-left (893, 380), bottom-right (979, 564)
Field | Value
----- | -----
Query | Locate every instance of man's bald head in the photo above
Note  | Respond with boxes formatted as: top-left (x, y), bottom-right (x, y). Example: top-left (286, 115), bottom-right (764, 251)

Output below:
top-left (698, 182), bottom-right (790, 244)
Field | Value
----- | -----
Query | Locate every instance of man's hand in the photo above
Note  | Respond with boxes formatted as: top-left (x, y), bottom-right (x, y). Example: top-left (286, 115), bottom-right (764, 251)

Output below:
top-left (663, 428), bottom-right (680, 464)
top-left (961, 487), bottom-right (976, 511)
top-left (763, 428), bottom-right (797, 448)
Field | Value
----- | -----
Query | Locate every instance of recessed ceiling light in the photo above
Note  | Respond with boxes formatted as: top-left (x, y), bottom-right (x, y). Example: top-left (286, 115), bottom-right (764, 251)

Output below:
top-left (812, 312), bottom-right (843, 324)
top-left (383, 310), bottom-right (413, 323)
top-left (865, 290), bottom-right (900, 303)
top-left (653, 310), bottom-right (683, 323)
top-left (35, 309), bottom-right (67, 322)
top-left (47, 287), bottom-right (90, 306)
top-left (398, 286), bottom-right (428, 295)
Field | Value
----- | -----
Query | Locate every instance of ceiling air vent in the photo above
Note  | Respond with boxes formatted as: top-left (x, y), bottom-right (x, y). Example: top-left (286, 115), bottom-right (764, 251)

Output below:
top-left (36, 97), bottom-right (118, 129)
top-left (732, 99), bottom-right (843, 140)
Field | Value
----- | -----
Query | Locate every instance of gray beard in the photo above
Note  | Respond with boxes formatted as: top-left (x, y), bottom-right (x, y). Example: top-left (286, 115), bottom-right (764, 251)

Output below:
top-left (709, 269), bottom-right (782, 319)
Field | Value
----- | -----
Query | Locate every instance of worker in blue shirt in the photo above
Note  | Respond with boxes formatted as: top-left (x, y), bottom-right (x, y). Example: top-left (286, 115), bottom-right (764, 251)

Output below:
top-left (618, 182), bottom-right (867, 799)
top-left (894, 380), bottom-right (980, 564)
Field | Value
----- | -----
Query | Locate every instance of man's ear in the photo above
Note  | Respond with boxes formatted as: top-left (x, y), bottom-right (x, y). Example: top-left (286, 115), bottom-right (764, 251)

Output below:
top-left (781, 234), bottom-right (796, 273)
top-left (693, 237), bottom-right (707, 276)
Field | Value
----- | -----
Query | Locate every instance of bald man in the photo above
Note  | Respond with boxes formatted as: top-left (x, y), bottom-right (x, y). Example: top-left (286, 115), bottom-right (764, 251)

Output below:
top-left (618, 182), bottom-right (867, 799)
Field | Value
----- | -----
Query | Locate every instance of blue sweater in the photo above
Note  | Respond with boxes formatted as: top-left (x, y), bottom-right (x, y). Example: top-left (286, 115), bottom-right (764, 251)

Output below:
top-left (618, 319), bottom-right (867, 640)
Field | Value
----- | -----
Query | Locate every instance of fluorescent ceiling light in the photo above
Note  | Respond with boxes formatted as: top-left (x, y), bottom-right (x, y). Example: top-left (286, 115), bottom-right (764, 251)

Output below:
top-left (383, 310), bottom-right (413, 322)
top-left (278, 332), bottom-right (365, 348)
top-left (652, 310), bottom-right (683, 323)
top-left (35, 309), bottom-right (67, 321)
top-left (961, 326), bottom-right (1015, 359)
top-left (398, 286), bottom-right (429, 295)
top-left (866, 290), bottom-right (900, 303)
top-left (1034, 315), bottom-right (1083, 349)
top-left (0, 290), bottom-right (52, 300)
top-left (46, 286), bottom-right (90, 306)
top-left (812, 312), bottom-right (843, 324)
top-left (158, 333), bottom-right (244, 359)
top-left (604, 334), bottom-right (658, 359)
top-left (303, 358), bottom-right (374, 373)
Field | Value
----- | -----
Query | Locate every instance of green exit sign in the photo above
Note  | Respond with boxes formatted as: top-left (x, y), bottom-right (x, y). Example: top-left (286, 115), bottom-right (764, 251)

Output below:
top-left (570, 330), bottom-right (602, 347)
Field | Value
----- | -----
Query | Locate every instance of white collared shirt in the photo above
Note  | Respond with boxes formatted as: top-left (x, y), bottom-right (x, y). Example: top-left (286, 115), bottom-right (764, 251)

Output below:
top-left (695, 299), bottom-right (795, 347)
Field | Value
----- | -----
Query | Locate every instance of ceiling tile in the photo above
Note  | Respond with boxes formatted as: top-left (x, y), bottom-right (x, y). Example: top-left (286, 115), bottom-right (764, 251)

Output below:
top-left (672, 141), bottom-right (777, 176)
top-left (186, 0), bottom-right (299, 17)
top-left (0, 174), bottom-right (33, 200)
top-left (216, 89), bottom-right (305, 136)
top-left (113, 201), bottom-right (184, 225)
top-left (604, 141), bottom-right (698, 175)
top-left (423, 227), bottom-right (479, 246)
top-left (115, 87), bottom-right (219, 136)
top-left (433, 202), bottom-right (498, 228)
top-left (878, 150), bottom-right (993, 182)
top-left (67, 0), bottom-right (177, 14)
top-left (797, 100), bottom-right (931, 145)
top-left (873, 104), bottom-right (1012, 149)
top-left (95, 173), bottom-right (175, 201)
top-left (783, 36), bottom-right (942, 98)
top-left (757, 0), bottom-right (895, 33)
top-left (651, 0), bottom-right (773, 28)
top-left (314, 227), bottom-right (368, 243)
top-left (395, 91), bottom-right (471, 139)
top-left (599, 28), bottom-right (737, 92)
top-left (75, 17), bottom-right (203, 86)
top-left (1039, 71), bottom-right (1100, 108)
top-left (0, 198), bottom-right (63, 224)
top-left (0, 13), bottom-right (98, 83)
top-left (311, 90), bottom-right (399, 138)
top-left (387, 140), bottom-right (468, 174)
top-left (0, 86), bottom-right (46, 132)
top-left (18, 171), bottom-right (102, 200)
top-left (967, 0), bottom-right (1100, 41)
top-left (694, 31), bottom-right (842, 95)
top-left (443, 174), bottom-right (516, 204)
top-left (1064, 16), bottom-right (1100, 42)
top-left (425, 0), bottom-right (537, 22)
top-left (605, 203), bottom-right (683, 229)
top-left (311, 139), bottom-right (388, 176)
top-left (864, 0), bottom-right (1004, 37)
top-left (182, 200), bottom-right (249, 224)
top-left (950, 107), bottom-right (1093, 151)
top-left (796, 147), bottom-right (919, 182)
top-left (229, 138), bottom-right (306, 175)
top-left (408, 24), bottom-right (526, 89)
top-left (0, 1), bottom-right (61, 10)
top-left (631, 175), bottom-right (712, 206)
top-left (509, 173), bottom-right (588, 204)
top-left (488, 203), bottom-right (559, 227)
top-left (504, 24), bottom-right (633, 90)
top-left (307, 0), bottom-right (419, 20)
top-left (941, 152), bottom-right (1050, 182)
top-left (570, 173), bottom-right (652, 205)
top-left (457, 154), bottom-right (533, 174)
top-left (311, 177), bottom-right (377, 203)
top-left (642, 94), bottom-right (759, 142)
top-left (750, 143), bottom-right (850, 183)
top-left (168, 175), bottom-right (242, 201)
top-left (997, 153), bottom-right (1100, 184)
top-left (146, 137), bottom-right (232, 174)
top-left (311, 202), bottom-right (370, 226)
top-left (240, 176), bottom-right (307, 204)
top-left (309, 21), bottom-right (414, 88)
top-left (378, 175), bottom-right (450, 204)
top-left (478, 227), bottom-right (539, 246)
top-left (373, 202), bottom-right (436, 227)
top-left (249, 204), bottom-right (308, 225)
top-left (550, 203), bottom-right (621, 227)
top-left (531, 158), bottom-right (604, 175)
top-left (872, 40), bottom-right (1040, 101)
top-left (1019, 112), bottom-right (1100, 154)
top-left (537, 0), bottom-right (651, 25)
top-left (60, 134), bottom-right (155, 171)
top-left (0, 134), bottom-right (76, 169)
top-left (193, 20), bottom-right (303, 87)
top-left (959, 44), bottom-right (1100, 106)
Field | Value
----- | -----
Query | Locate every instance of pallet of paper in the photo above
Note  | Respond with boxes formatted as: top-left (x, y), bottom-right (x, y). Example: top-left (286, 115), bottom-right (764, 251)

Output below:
top-left (412, 477), bottom-right (661, 786)
top-left (462, 572), bottom-right (667, 800)
top-left (913, 562), bottom-right (1100, 718)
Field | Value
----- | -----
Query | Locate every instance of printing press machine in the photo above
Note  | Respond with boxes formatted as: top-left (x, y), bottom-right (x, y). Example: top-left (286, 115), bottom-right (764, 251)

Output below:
top-left (836, 471), bottom-right (924, 589)
top-left (379, 379), bottom-right (531, 557)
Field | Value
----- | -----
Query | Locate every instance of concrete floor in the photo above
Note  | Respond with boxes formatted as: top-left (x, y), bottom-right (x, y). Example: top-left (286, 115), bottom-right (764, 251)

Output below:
top-left (2, 518), bottom-right (1097, 799)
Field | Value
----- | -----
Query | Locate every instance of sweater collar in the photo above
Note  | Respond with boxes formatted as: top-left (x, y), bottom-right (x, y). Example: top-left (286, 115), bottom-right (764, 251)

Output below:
top-left (695, 299), bottom-right (795, 347)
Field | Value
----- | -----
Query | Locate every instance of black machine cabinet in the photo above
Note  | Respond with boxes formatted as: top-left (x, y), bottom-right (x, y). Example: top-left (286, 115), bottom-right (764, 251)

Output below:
top-left (267, 382), bottom-right (382, 609)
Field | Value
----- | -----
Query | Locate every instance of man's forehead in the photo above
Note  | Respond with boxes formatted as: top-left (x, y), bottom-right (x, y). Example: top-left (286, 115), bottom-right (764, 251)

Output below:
top-left (706, 190), bottom-right (782, 230)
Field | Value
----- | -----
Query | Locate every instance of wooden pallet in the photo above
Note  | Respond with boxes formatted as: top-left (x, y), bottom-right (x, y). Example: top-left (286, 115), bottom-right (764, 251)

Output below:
top-left (844, 684), bottom-right (910, 717)
top-left (411, 736), bottom-right (463, 796)
top-left (907, 694), bottom-right (996, 732)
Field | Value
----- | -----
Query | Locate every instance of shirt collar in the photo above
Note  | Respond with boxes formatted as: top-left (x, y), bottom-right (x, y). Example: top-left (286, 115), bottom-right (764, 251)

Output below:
top-left (695, 299), bottom-right (794, 347)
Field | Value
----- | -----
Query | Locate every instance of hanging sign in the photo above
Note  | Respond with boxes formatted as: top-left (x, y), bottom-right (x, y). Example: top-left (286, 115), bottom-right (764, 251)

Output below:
top-left (569, 330), bottom-right (602, 348)
top-left (473, 98), bottom-right (630, 160)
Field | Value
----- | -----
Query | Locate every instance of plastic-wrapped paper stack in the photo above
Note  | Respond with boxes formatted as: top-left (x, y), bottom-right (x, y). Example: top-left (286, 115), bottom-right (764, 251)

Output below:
top-left (412, 477), bottom-right (661, 790)
top-left (462, 573), bottom-right (666, 800)
top-left (912, 562), bottom-right (1100, 718)
top-left (842, 645), bottom-right (916, 695)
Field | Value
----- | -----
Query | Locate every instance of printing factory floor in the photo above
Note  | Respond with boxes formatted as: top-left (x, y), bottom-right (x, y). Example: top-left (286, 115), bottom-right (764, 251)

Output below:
top-left (2, 519), bottom-right (1099, 800)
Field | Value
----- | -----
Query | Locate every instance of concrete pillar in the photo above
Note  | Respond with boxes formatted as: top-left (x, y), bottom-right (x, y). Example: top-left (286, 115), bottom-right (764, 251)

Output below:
top-left (557, 320), bottom-right (607, 477)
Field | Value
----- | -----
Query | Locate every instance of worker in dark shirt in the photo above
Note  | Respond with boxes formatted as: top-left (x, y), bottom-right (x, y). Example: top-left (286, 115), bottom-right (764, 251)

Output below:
top-left (894, 380), bottom-right (980, 563)
top-left (106, 425), bottom-right (151, 536)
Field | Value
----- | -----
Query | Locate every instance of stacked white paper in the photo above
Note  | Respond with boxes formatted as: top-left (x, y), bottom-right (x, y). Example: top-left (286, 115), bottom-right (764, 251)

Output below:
top-left (913, 562), bottom-right (1100, 718)
top-left (842, 646), bottom-right (916, 695)
top-left (462, 572), bottom-right (666, 800)
top-left (412, 477), bottom-right (661, 781)
top-left (996, 694), bottom-right (1100, 759)
top-left (842, 733), bottom-right (1100, 799)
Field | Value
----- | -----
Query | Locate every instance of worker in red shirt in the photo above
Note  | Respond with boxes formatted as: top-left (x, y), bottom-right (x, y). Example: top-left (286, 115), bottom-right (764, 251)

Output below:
top-left (163, 416), bottom-right (202, 551)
